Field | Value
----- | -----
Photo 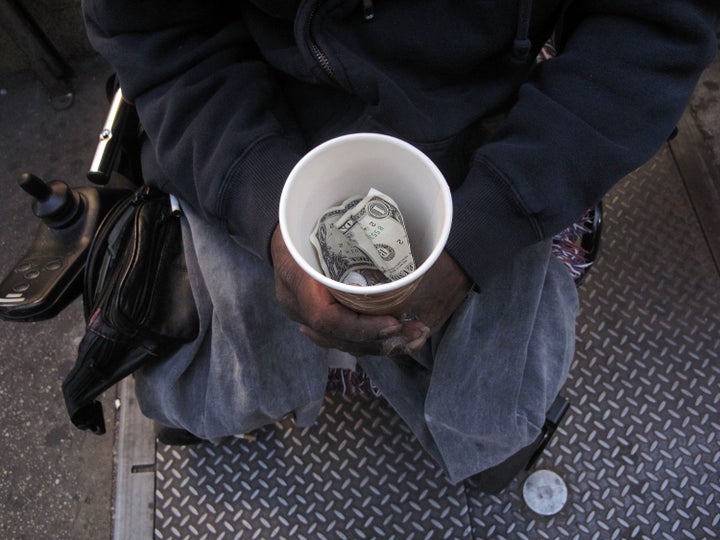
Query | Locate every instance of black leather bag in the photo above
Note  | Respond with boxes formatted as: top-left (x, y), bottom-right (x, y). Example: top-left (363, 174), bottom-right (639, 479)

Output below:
top-left (62, 186), bottom-right (199, 434)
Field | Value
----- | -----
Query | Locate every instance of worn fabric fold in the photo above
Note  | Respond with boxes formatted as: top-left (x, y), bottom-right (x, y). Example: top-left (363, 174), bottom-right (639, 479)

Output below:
top-left (135, 202), bottom-right (577, 482)
top-left (359, 239), bottom-right (577, 482)
top-left (134, 203), bottom-right (328, 439)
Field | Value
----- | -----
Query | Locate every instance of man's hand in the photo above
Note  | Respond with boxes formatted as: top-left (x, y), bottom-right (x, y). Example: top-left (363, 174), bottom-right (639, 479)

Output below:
top-left (272, 226), bottom-right (430, 355)
top-left (271, 226), bottom-right (471, 355)
top-left (393, 249), bottom-right (473, 337)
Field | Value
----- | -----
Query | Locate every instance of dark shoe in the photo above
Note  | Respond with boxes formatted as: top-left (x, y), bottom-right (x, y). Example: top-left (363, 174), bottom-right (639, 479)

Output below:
top-left (157, 426), bottom-right (205, 446)
top-left (468, 395), bottom-right (570, 494)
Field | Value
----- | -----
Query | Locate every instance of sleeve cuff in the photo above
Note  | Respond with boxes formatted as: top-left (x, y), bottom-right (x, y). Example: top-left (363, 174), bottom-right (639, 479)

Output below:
top-left (221, 135), bottom-right (303, 262)
top-left (445, 156), bottom-right (542, 289)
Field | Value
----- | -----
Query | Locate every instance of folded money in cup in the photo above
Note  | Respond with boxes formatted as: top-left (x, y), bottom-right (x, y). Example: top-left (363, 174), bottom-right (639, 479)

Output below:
top-left (310, 188), bottom-right (415, 287)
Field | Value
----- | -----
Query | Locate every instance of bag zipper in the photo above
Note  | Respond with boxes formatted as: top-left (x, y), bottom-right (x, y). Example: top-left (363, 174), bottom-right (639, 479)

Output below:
top-left (111, 185), bottom-right (156, 332)
top-left (83, 194), bottom-right (136, 319)
top-left (112, 198), bottom-right (171, 332)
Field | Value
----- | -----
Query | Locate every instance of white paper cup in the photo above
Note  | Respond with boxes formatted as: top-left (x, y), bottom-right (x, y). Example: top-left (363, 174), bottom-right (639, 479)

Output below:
top-left (279, 133), bottom-right (452, 315)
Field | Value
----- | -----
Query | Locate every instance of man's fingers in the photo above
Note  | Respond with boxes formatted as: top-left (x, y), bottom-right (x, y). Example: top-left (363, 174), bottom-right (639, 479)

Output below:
top-left (289, 277), bottom-right (401, 342)
top-left (299, 325), bottom-right (428, 356)
top-left (271, 225), bottom-right (425, 352)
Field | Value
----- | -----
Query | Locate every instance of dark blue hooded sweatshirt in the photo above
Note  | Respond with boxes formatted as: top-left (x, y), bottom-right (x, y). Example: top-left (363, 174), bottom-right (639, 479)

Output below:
top-left (82, 0), bottom-right (719, 288)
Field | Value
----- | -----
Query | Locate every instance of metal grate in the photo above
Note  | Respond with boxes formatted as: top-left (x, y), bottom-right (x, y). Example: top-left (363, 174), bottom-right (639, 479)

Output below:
top-left (155, 395), bottom-right (472, 539)
top-left (465, 148), bottom-right (720, 539)
top-left (151, 146), bottom-right (720, 539)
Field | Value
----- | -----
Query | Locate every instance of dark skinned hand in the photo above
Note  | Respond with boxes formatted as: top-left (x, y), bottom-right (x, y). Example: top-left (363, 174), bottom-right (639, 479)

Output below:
top-left (271, 225), bottom-right (472, 356)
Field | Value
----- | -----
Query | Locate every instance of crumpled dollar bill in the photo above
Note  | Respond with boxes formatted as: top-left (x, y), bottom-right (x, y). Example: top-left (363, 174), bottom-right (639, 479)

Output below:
top-left (310, 188), bottom-right (415, 286)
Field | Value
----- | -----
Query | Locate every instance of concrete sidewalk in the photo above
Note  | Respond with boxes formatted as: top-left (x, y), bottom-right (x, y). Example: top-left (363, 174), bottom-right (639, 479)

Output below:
top-left (0, 55), bottom-right (116, 540)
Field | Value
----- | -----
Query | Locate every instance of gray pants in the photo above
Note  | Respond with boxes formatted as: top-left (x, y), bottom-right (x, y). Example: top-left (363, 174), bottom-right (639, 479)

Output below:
top-left (136, 203), bottom-right (578, 483)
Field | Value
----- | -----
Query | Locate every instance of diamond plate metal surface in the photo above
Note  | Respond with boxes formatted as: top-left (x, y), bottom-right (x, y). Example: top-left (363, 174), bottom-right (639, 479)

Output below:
top-left (466, 147), bottom-right (720, 539)
top-left (154, 147), bottom-right (720, 539)
top-left (155, 394), bottom-right (472, 539)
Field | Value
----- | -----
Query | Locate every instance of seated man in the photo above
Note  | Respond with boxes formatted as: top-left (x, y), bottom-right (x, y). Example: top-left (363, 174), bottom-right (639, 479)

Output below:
top-left (82, 0), bottom-right (718, 483)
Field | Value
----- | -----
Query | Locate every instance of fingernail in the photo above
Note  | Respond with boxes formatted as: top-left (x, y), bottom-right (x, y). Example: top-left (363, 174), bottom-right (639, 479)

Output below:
top-left (405, 335), bottom-right (427, 353)
top-left (381, 336), bottom-right (408, 356)
top-left (378, 324), bottom-right (403, 338)
top-left (408, 325), bottom-right (431, 341)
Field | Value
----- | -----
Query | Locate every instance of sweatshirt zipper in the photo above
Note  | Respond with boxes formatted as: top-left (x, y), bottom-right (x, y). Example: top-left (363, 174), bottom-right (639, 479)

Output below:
top-left (362, 0), bottom-right (374, 20)
top-left (308, 2), bottom-right (337, 82)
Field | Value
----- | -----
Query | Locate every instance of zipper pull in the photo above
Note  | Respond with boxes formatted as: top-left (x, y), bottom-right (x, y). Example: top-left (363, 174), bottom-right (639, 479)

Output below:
top-left (362, 0), bottom-right (374, 21)
top-left (132, 185), bottom-right (151, 205)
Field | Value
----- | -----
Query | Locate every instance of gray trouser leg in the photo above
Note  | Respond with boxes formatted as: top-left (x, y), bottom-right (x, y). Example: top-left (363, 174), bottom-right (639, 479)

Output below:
top-left (358, 240), bottom-right (578, 483)
top-left (136, 203), bottom-right (578, 483)
top-left (134, 205), bottom-right (329, 440)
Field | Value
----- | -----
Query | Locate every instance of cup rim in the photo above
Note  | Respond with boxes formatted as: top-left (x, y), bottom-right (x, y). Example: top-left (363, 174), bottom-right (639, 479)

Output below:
top-left (279, 132), bottom-right (453, 296)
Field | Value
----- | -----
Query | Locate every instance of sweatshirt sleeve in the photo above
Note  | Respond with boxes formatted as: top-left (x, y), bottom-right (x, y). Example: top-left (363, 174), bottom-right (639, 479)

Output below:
top-left (82, 0), bottom-right (305, 261)
top-left (446, 1), bottom-right (719, 288)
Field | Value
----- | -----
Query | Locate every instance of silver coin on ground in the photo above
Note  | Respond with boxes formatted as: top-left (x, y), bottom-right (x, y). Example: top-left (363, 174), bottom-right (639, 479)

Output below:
top-left (522, 469), bottom-right (568, 516)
